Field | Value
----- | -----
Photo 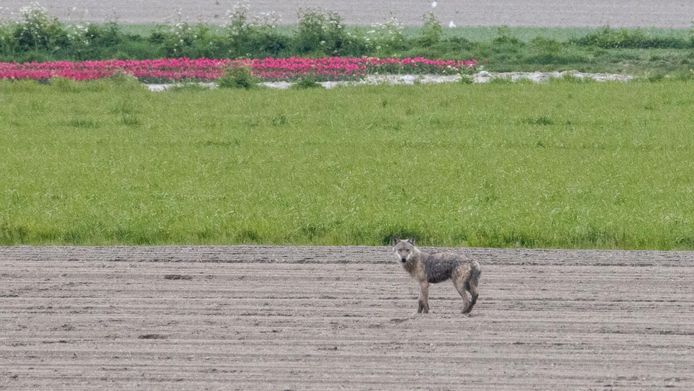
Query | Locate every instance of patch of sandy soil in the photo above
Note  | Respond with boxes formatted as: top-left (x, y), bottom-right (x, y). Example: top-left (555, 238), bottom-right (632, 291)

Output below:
top-left (1, 1), bottom-right (693, 27)
top-left (145, 71), bottom-right (634, 91)
top-left (1, 246), bottom-right (693, 389)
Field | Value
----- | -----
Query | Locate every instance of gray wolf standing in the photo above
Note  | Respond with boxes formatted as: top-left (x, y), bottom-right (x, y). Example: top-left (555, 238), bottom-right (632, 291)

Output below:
top-left (392, 238), bottom-right (481, 314)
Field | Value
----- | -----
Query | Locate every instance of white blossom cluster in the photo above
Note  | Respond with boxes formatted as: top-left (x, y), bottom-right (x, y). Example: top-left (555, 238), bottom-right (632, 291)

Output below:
top-left (366, 16), bottom-right (405, 50)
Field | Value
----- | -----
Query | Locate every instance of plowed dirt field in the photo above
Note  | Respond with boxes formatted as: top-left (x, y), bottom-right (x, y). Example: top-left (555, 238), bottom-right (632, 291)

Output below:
top-left (1, 246), bottom-right (693, 390)
top-left (3, 0), bottom-right (693, 27)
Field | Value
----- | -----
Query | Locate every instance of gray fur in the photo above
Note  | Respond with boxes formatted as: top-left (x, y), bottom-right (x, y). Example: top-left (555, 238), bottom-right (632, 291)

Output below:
top-left (425, 254), bottom-right (464, 283)
top-left (392, 238), bottom-right (481, 314)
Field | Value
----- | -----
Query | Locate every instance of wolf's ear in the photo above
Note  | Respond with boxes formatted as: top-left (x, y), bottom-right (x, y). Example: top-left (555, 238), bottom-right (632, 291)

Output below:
top-left (407, 238), bottom-right (415, 245)
top-left (390, 236), bottom-right (400, 246)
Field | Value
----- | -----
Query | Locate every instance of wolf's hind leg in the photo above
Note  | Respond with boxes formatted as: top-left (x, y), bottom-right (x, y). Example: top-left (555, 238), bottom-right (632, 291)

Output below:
top-left (466, 273), bottom-right (480, 312)
top-left (453, 271), bottom-right (472, 314)
top-left (464, 263), bottom-right (481, 314)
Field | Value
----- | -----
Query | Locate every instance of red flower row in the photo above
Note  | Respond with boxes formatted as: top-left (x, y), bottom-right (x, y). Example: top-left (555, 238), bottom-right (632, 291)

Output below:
top-left (0, 57), bottom-right (476, 82)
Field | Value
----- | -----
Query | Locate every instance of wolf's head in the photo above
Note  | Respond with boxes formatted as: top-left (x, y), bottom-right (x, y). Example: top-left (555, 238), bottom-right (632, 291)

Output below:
top-left (391, 238), bottom-right (416, 264)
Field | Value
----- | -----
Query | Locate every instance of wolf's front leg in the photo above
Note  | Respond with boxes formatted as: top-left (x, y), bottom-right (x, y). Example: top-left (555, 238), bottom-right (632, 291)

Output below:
top-left (418, 280), bottom-right (430, 314)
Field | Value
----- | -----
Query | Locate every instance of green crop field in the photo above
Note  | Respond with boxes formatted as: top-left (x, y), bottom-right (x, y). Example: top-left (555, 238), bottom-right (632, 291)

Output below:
top-left (1, 79), bottom-right (693, 248)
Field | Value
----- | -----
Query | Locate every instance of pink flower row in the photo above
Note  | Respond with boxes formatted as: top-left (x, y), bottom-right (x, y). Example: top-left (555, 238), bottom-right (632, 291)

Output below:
top-left (0, 57), bottom-right (477, 82)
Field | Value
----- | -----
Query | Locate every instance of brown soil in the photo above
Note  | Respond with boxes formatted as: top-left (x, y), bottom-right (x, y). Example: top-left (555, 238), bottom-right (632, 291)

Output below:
top-left (1, 246), bottom-right (693, 389)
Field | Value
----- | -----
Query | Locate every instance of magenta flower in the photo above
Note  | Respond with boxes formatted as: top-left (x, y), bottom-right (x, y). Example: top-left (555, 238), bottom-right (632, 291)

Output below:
top-left (0, 57), bottom-right (477, 83)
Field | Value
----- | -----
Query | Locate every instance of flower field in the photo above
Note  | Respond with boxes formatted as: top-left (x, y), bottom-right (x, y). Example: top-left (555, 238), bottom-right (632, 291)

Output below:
top-left (0, 57), bottom-right (477, 82)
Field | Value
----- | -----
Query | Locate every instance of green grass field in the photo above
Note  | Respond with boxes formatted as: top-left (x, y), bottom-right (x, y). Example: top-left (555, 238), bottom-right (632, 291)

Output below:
top-left (1, 79), bottom-right (693, 248)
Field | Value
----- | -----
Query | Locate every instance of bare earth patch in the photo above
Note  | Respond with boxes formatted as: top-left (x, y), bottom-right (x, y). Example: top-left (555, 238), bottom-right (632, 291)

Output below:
top-left (146, 71), bottom-right (634, 91)
top-left (2, 0), bottom-right (693, 27)
top-left (1, 246), bottom-right (693, 389)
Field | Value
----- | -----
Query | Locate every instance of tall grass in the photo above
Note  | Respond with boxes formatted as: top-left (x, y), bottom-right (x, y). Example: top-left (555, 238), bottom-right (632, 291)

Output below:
top-left (1, 5), bottom-right (692, 77)
top-left (1, 79), bottom-right (693, 248)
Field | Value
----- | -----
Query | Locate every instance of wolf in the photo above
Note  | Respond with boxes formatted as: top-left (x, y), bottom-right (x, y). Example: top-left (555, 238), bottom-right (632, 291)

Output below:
top-left (392, 238), bottom-right (481, 314)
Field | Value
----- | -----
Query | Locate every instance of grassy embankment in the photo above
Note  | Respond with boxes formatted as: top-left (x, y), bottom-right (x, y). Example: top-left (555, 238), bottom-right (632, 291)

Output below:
top-left (1, 6), bottom-right (693, 78)
top-left (1, 79), bottom-right (692, 248)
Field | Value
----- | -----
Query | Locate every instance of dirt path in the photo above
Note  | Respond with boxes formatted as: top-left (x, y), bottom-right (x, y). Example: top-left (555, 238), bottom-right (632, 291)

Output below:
top-left (2, 0), bottom-right (693, 27)
top-left (1, 246), bottom-right (693, 390)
